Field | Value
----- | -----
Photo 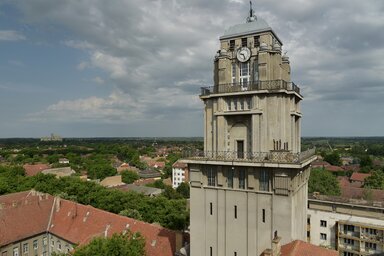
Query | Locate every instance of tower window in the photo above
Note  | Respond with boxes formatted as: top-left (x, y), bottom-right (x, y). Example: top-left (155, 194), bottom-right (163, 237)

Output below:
top-left (239, 62), bottom-right (250, 86)
top-left (210, 246), bottom-right (213, 256)
top-left (207, 168), bottom-right (216, 186)
top-left (259, 170), bottom-right (269, 191)
top-left (262, 209), bottom-right (266, 223)
top-left (228, 169), bottom-right (234, 188)
top-left (210, 202), bottom-right (213, 215)
top-left (238, 169), bottom-right (246, 189)
top-left (254, 36), bottom-right (260, 47)
top-left (241, 38), bottom-right (247, 47)
top-left (320, 233), bottom-right (327, 240)
top-left (234, 205), bottom-right (237, 219)
top-left (232, 63), bottom-right (236, 83)
top-left (229, 40), bottom-right (235, 51)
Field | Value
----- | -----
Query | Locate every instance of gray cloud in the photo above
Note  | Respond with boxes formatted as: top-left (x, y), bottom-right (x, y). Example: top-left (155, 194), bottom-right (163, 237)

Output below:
top-left (8, 0), bottom-right (384, 136)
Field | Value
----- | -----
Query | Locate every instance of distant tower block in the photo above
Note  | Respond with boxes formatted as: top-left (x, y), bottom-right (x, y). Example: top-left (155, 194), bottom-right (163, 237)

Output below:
top-left (183, 4), bottom-right (316, 256)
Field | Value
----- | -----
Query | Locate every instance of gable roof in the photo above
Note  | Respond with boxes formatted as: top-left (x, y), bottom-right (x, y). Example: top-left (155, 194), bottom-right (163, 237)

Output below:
top-left (350, 172), bottom-right (371, 182)
top-left (0, 190), bottom-right (177, 256)
top-left (23, 163), bottom-right (50, 176)
top-left (0, 191), bottom-right (53, 247)
top-left (281, 240), bottom-right (338, 256)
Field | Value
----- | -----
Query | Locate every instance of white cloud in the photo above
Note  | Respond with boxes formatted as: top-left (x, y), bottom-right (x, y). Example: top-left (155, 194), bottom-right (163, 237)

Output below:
top-left (0, 30), bottom-right (25, 41)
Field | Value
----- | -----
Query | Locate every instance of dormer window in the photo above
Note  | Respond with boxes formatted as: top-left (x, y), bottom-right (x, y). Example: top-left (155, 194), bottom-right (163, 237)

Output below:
top-left (241, 38), bottom-right (247, 47)
top-left (229, 40), bottom-right (235, 51)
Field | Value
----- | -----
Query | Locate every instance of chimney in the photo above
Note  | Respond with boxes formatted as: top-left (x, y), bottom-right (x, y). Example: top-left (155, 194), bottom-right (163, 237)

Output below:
top-left (272, 236), bottom-right (282, 256)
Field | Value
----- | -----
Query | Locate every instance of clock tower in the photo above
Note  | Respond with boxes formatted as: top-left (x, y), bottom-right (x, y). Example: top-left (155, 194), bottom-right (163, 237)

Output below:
top-left (184, 5), bottom-right (316, 256)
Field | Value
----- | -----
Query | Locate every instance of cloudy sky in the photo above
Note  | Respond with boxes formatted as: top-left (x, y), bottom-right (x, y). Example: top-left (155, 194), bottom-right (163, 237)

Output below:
top-left (0, 0), bottom-right (383, 138)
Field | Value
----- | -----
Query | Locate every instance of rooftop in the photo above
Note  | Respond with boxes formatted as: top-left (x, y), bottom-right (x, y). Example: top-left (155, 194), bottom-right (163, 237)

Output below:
top-left (281, 240), bottom-right (338, 256)
top-left (0, 190), bottom-right (178, 255)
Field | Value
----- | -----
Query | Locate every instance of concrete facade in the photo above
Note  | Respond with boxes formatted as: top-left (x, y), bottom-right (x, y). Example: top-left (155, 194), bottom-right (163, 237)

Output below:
top-left (307, 196), bottom-right (384, 255)
top-left (183, 8), bottom-right (315, 256)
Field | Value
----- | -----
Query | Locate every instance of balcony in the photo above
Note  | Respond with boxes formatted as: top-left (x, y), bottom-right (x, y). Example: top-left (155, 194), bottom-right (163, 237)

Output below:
top-left (183, 148), bottom-right (315, 164)
top-left (200, 80), bottom-right (300, 97)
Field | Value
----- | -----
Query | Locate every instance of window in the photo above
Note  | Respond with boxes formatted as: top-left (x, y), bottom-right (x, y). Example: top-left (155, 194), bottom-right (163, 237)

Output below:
top-left (234, 252), bottom-right (237, 256)
top-left (344, 238), bottom-right (354, 245)
top-left (13, 248), bottom-right (18, 256)
top-left (234, 205), bottom-right (237, 219)
top-left (365, 242), bottom-right (377, 250)
top-left (51, 240), bottom-right (54, 247)
top-left (254, 36), bottom-right (260, 47)
top-left (33, 240), bottom-right (38, 250)
top-left (57, 241), bottom-right (62, 251)
top-left (210, 246), bottom-right (213, 256)
top-left (241, 38), bottom-right (247, 47)
top-left (320, 233), bottom-right (327, 240)
top-left (207, 168), bottom-right (216, 186)
top-left (210, 202), bottom-right (213, 215)
top-left (22, 243), bottom-right (28, 253)
top-left (307, 231), bottom-right (310, 238)
top-left (239, 62), bottom-right (249, 86)
top-left (320, 220), bottom-right (327, 227)
top-left (229, 40), bottom-right (235, 51)
top-left (238, 169), bottom-right (246, 189)
top-left (42, 237), bottom-right (47, 246)
top-left (227, 169), bottom-right (233, 188)
top-left (253, 59), bottom-right (259, 82)
top-left (259, 170), bottom-right (269, 191)
top-left (344, 225), bottom-right (354, 233)
top-left (262, 209), bottom-right (265, 223)
top-left (307, 218), bottom-right (310, 225)
top-left (232, 63), bottom-right (236, 83)
top-left (343, 252), bottom-right (354, 256)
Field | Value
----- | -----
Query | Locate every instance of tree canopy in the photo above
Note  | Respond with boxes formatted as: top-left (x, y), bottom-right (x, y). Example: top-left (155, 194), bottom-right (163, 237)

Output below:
top-left (364, 170), bottom-right (384, 189)
top-left (308, 168), bottom-right (341, 196)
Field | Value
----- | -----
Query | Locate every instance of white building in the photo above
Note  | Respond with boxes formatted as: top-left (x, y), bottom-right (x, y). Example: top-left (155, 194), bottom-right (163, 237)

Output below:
top-left (307, 195), bottom-right (384, 255)
top-left (172, 161), bottom-right (188, 188)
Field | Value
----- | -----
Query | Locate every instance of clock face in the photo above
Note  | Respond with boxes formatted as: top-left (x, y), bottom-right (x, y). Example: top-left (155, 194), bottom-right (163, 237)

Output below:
top-left (236, 47), bottom-right (251, 62)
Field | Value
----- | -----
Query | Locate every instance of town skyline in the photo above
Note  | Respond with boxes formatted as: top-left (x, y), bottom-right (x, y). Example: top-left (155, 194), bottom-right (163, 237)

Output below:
top-left (1, 0), bottom-right (384, 138)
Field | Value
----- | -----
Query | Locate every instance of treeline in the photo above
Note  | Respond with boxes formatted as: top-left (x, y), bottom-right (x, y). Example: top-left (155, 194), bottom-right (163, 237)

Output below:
top-left (0, 166), bottom-right (189, 230)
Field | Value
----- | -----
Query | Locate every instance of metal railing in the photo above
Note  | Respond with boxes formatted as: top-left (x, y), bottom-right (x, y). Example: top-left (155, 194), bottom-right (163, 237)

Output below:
top-left (200, 80), bottom-right (300, 96)
top-left (183, 147), bottom-right (315, 164)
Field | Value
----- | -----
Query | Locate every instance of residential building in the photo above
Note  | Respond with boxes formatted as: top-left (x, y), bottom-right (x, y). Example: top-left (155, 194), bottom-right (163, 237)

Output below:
top-left (172, 161), bottom-right (189, 188)
top-left (0, 190), bottom-right (181, 256)
top-left (349, 172), bottom-right (371, 187)
top-left (100, 175), bottom-right (125, 187)
top-left (114, 184), bottom-right (163, 197)
top-left (183, 6), bottom-right (316, 256)
top-left (307, 194), bottom-right (384, 255)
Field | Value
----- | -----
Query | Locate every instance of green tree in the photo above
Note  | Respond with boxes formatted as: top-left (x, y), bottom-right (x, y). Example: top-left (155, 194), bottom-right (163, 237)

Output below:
top-left (324, 151), bottom-right (341, 166)
top-left (72, 232), bottom-right (145, 256)
top-left (364, 170), bottom-right (384, 189)
top-left (308, 168), bottom-right (341, 196)
top-left (119, 209), bottom-right (143, 220)
top-left (121, 170), bottom-right (139, 184)
top-left (176, 182), bottom-right (190, 198)
top-left (359, 155), bottom-right (372, 168)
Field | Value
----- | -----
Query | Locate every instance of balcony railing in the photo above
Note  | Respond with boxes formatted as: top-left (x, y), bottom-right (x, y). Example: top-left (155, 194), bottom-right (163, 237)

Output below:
top-left (183, 147), bottom-right (315, 164)
top-left (200, 80), bottom-right (300, 96)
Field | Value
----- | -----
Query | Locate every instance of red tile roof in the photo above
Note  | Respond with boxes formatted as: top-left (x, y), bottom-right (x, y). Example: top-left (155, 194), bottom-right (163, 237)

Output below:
top-left (0, 191), bottom-right (53, 247)
top-left (350, 172), bottom-right (371, 182)
top-left (338, 176), bottom-right (384, 201)
top-left (311, 161), bottom-right (331, 168)
top-left (172, 161), bottom-right (187, 169)
top-left (325, 165), bottom-right (344, 172)
top-left (0, 191), bottom-right (178, 256)
top-left (23, 163), bottom-right (50, 176)
top-left (281, 240), bottom-right (338, 256)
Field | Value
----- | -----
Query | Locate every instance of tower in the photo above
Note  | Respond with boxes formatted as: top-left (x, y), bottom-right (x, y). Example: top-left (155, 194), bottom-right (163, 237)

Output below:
top-left (184, 5), bottom-right (316, 256)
